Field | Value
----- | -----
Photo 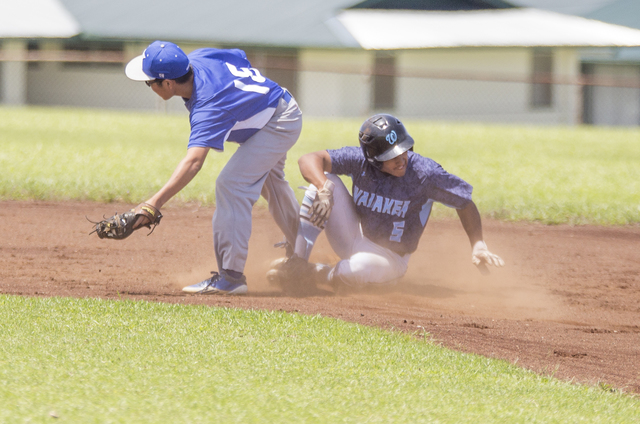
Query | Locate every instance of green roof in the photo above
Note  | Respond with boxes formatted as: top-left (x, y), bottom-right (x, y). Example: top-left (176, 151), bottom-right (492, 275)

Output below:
top-left (585, 0), bottom-right (640, 30)
top-left (350, 0), bottom-right (516, 11)
top-left (58, 0), bottom-right (361, 48)
top-left (57, 0), bottom-right (518, 48)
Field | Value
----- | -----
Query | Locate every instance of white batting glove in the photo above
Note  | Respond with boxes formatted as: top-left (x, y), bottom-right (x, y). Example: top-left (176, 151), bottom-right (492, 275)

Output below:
top-left (472, 241), bottom-right (505, 267)
top-left (310, 180), bottom-right (335, 228)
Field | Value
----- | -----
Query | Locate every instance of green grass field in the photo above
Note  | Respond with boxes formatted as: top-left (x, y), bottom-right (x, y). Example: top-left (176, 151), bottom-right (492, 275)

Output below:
top-left (1, 107), bottom-right (640, 422)
top-left (2, 295), bottom-right (638, 423)
top-left (1, 107), bottom-right (640, 224)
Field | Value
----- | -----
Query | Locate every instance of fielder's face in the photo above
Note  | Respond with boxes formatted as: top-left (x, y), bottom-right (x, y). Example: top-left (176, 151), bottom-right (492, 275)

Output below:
top-left (380, 152), bottom-right (408, 177)
top-left (149, 79), bottom-right (174, 101)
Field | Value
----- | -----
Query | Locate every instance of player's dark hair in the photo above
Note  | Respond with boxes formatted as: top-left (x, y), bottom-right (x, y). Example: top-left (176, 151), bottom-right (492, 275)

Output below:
top-left (172, 65), bottom-right (193, 84)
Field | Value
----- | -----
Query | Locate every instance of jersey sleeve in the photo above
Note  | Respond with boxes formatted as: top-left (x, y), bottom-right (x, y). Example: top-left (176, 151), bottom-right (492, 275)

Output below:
top-left (187, 108), bottom-right (236, 151)
top-left (422, 160), bottom-right (473, 209)
top-left (327, 146), bottom-right (365, 176)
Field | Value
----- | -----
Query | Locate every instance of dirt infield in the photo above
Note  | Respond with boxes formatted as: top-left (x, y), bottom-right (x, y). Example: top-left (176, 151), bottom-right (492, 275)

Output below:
top-left (1, 201), bottom-right (638, 394)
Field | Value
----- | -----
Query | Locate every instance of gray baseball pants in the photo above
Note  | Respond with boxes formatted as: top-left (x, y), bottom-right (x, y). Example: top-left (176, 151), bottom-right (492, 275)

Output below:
top-left (213, 95), bottom-right (302, 273)
top-left (324, 174), bottom-right (410, 287)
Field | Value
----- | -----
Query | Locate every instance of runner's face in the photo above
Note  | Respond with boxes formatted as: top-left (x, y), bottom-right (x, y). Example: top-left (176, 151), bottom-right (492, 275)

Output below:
top-left (380, 152), bottom-right (408, 177)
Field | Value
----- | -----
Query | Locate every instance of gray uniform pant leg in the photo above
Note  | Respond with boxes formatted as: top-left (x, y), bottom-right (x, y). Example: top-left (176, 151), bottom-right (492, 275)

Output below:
top-left (213, 96), bottom-right (302, 273)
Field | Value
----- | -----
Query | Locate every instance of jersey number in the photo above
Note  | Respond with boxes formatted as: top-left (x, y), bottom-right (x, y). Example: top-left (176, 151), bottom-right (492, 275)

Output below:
top-left (226, 63), bottom-right (270, 95)
top-left (390, 221), bottom-right (405, 243)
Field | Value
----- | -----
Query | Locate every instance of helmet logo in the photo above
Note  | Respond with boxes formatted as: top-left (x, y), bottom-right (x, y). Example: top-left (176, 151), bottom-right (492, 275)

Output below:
top-left (386, 130), bottom-right (397, 145)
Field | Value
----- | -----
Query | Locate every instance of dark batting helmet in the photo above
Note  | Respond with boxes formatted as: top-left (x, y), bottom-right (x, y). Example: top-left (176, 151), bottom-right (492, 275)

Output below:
top-left (358, 114), bottom-right (414, 169)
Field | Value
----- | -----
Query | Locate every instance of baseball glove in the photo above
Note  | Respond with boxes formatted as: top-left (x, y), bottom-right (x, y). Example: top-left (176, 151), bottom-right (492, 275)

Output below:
top-left (89, 202), bottom-right (162, 240)
top-left (267, 255), bottom-right (318, 295)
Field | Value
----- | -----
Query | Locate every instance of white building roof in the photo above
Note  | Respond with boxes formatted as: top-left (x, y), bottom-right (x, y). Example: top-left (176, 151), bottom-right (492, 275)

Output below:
top-left (337, 8), bottom-right (640, 50)
top-left (0, 0), bottom-right (80, 38)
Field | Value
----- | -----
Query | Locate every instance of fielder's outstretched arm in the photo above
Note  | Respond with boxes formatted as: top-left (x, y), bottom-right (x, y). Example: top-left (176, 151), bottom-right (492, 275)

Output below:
top-left (456, 201), bottom-right (505, 270)
top-left (146, 146), bottom-right (210, 209)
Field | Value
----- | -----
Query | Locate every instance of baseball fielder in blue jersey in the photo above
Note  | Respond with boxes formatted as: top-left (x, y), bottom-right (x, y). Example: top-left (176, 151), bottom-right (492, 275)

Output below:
top-left (269, 114), bottom-right (504, 289)
top-left (125, 40), bottom-right (302, 295)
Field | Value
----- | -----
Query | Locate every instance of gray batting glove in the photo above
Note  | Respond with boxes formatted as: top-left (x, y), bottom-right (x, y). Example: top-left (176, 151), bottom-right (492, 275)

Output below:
top-left (310, 179), bottom-right (335, 228)
top-left (472, 241), bottom-right (505, 267)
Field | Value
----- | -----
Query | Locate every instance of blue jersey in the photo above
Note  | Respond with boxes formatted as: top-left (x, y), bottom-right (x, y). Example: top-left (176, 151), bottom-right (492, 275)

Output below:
top-left (184, 48), bottom-right (285, 151)
top-left (328, 146), bottom-right (473, 255)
